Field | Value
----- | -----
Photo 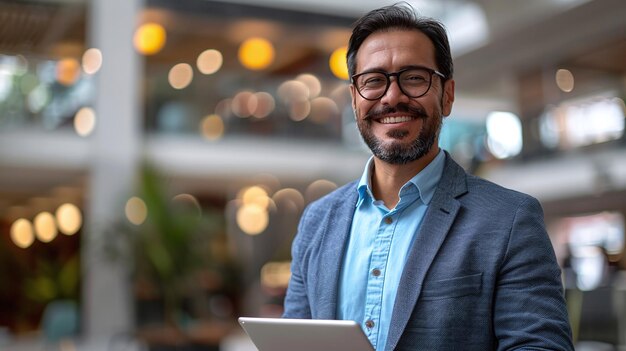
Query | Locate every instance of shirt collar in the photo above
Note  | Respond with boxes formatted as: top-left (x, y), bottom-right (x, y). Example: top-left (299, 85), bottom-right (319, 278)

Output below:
top-left (405, 149), bottom-right (445, 205)
top-left (356, 149), bottom-right (446, 207)
top-left (356, 157), bottom-right (376, 208)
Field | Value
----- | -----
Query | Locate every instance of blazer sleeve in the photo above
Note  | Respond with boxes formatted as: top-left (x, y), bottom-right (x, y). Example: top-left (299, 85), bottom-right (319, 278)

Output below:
top-left (494, 197), bottom-right (574, 351)
top-left (282, 205), bottom-right (313, 319)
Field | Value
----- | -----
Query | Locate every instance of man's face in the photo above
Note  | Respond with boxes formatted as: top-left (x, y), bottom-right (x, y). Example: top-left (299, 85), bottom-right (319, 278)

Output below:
top-left (350, 30), bottom-right (455, 165)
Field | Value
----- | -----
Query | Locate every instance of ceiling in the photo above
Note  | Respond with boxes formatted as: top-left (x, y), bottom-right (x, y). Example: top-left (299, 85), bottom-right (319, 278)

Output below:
top-left (0, 0), bottom-right (625, 217)
top-left (2, 0), bottom-right (624, 105)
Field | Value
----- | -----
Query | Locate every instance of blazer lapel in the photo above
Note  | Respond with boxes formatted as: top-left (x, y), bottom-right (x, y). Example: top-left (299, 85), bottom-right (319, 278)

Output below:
top-left (315, 184), bottom-right (359, 319)
top-left (385, 154), bottom-right (468, 351)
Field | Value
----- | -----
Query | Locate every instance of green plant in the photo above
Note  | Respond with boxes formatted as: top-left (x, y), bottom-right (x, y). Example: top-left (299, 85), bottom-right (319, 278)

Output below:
top-left (105, 164), bottom-right (229, 327)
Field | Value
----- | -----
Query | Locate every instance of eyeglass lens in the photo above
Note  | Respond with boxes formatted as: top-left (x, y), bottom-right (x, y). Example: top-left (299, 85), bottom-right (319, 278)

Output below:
top-left (354, 68), bottom-right (434, 100)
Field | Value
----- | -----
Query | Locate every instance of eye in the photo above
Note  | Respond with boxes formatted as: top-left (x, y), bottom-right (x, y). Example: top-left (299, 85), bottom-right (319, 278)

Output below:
top-left (357, 73), bottom-right (387, 89)
top-left (403, 72), bottom-right (427, 83)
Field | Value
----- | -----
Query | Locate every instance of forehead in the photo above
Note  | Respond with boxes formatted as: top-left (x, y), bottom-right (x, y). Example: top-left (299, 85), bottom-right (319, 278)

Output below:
top-left (355, 29), bottom-right (436, 72)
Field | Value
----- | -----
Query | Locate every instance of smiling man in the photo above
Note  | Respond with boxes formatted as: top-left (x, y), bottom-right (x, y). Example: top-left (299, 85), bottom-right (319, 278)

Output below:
top-left (283, 3), bottom-right (574, 351)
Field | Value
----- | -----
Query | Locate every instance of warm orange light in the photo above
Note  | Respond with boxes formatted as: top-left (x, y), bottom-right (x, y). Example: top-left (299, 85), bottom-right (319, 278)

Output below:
top-left (55, 203), bottom-right (82, 235)
top-left (56, 58), bottom-right (81, 86)
top-left (125, 196), bottom-right (148, 225)
top-left (242, 186), bottom-right (270, 209)
top-left (11, 218), bottom-right (35, 248)
top-left (168, 63), bottom-right (193, 89)
top-left (134, 23), bottom-right (166, 55)
top-left (74, 107), bottom-right (96, 137)
top-left (236, 204), bottom-right (269, 235)
top-left (329, 46), bottom-right (349, 80)
top-left (200, 114), bottom-right (225, 141)
top-left (197, 49), bottom-right (223, 75)
top-left (34, 211), bottom-right (58, 243)
top-left (82, 48), bottom-right (103, 74)
top-left (238, 38), bottom-right (275, 70)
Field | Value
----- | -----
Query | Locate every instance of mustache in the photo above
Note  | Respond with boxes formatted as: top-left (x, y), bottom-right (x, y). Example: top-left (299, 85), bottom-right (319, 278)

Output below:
top-left (363, 103), bottom-right (428, 120)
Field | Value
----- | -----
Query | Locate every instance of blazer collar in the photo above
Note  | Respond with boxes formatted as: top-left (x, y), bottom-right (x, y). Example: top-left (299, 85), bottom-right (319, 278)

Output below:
top-left (385, 152), bottom-right (468, 351)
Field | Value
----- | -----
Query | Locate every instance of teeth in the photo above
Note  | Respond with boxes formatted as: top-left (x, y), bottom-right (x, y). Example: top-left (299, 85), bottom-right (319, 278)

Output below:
top-left (380, 116), bottom-right (413, 124)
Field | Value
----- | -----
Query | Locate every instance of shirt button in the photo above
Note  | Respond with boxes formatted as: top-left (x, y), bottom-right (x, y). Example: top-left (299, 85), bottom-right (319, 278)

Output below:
top-left (384, 217), bottom-right (393, 224)
top-left (365, 320), bottom-right (375, 329)
top-left (372, 268), bottom-right (381, 277)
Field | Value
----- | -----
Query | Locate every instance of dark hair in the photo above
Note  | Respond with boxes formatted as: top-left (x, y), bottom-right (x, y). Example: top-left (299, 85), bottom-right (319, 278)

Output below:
top-left (347, 2), bottom-right (453, 80)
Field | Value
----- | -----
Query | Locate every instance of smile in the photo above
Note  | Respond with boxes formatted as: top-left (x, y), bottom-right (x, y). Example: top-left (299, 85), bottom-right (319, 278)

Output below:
top-left (378, 116), bottom-right (415, 124)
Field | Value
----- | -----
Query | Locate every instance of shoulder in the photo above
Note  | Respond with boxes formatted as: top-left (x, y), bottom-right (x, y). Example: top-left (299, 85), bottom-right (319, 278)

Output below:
top-left (291, 180), bottom-right (358, 253)
top-left (442, 153), bottom-right (540, 210)
top-left (302, 180), bottom-right (358, 217)
top-left (460, 172), bottom-right (544, 224)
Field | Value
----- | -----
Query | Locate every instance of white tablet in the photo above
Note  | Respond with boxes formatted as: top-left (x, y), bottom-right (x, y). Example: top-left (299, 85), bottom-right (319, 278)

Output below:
top-left (238, 317), bottom-right (375, 351)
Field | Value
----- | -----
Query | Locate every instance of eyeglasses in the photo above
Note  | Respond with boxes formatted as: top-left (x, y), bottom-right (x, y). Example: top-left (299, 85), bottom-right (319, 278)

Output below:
top-left (351, 66), bottom-right (446, 101)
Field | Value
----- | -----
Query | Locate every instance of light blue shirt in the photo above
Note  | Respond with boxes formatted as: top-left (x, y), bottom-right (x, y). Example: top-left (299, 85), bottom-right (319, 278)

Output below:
top-left (336, 150), bottom-right (445, 350)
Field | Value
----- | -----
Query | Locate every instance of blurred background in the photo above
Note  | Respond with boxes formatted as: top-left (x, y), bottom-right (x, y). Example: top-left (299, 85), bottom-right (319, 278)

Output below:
top-left (0, 0), bottom-right (625, 350)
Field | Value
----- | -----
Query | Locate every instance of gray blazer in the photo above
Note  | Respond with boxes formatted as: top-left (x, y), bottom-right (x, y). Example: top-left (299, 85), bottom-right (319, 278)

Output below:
top-left (283, 153), bottom-right (574, 351)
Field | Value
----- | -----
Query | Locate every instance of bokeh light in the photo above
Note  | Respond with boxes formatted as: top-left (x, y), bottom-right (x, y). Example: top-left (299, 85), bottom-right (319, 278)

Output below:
top-left (305, 179), bottom-right (338, 203)
top-left (238, 37), bottom-right (275, 70)
top-left (55, 203), bottom-right (82, 235)
top-left (261, 261), bottom-right (292, 289)
top-left (556, 68), bottom-right (574, 93)
top-left (251, 92), bottom-right (275, 118)
top-left (11, 218), bottom-right (35, 249)
top-left (200, 114), bottom-right (225, 141)
top-left (171, 193), bottom-right (202, 218)
top-left (197, 49), bottom-right (223, 75)
top-left (82, 48), bottom-right (103, 75)
top-left (0, 71), bottom-right (12, 102)
top-left (241, 186), bottom-right (271, 209)
top-left (34, 211), bottom-right (58, 243)
top-left (215, 98), bottom-right (232, 117)
top-left (231, 91), bottom-right (255, 118)
top-left (134, 23), bottom-right (166, 55)
top-left (277, 80), bottom-right (309, 105)
top-left (74, 107), bottom-right (96, 137)
top-left (272, 188), bottom-right (305, 212)
top-left (56, 58), bottom-right (81, 86)
top-left (125, 196), bottom-right (148, 225)
top-left (296, 74), bottom-right (322, 98)
top-left (168, 63), bottom-right (193, 89)
top-left (309, 97), bottom-right (340, 124)
top-left (27, 84), bottom-right (49, 113)
top-left (329, 46), bottom-right (349, 80)
top-left (236, 204), bottom-right (269, 235)
top-left (289, 100), bottom-right (311, 122)
top-left (486, 111), bottom-right (523, 159)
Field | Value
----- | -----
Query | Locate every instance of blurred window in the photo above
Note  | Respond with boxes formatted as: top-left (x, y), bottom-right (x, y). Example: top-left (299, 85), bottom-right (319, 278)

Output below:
top-left (540, 95), bottom-right (625, 150)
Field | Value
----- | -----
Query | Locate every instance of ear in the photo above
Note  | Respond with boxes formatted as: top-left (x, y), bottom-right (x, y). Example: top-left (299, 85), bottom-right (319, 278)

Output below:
top-left (349, 84), bottom-right (358, 118)
top-left (441, 79), bottom-right (455, 117)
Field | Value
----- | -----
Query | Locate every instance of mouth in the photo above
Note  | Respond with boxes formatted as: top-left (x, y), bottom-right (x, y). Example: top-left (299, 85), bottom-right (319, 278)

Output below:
top-left (377, 115), bottom-right (416, 124)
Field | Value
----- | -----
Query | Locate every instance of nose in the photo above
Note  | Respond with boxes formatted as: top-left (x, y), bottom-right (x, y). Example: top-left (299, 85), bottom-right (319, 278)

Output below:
top-left (380, 77), bottom-right (410, 106)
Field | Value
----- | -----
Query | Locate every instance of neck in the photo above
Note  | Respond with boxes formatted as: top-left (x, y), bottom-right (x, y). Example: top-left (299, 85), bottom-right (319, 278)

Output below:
top-left (371, 147), bottom-right (440, 209)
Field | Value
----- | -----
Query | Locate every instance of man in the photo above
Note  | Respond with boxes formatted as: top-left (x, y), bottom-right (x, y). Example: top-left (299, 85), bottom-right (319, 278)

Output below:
top-left (283, 4), bottom-right (574, 351)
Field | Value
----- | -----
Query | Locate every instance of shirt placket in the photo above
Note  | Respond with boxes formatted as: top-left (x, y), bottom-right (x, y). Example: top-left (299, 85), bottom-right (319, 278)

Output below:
top-left (363, 209), bottom-right (396, 349)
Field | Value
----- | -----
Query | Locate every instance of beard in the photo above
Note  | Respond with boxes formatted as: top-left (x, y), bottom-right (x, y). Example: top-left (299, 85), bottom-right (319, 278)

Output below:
top-left (357, 103), bottom-right (442, 165)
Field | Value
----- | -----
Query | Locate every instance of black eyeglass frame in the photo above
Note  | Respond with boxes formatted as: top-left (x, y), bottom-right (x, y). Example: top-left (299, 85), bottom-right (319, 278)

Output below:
top-left (351, 66), bottom-right (446, 101)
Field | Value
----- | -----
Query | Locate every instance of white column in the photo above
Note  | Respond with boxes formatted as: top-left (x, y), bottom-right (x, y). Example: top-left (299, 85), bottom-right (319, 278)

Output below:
top-left (83, 0), bottom-right (143, 344)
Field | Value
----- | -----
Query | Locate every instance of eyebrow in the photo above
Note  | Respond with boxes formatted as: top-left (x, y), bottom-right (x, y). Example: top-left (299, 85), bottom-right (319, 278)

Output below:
top-left (356, 65), bottom-right (435, 75)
